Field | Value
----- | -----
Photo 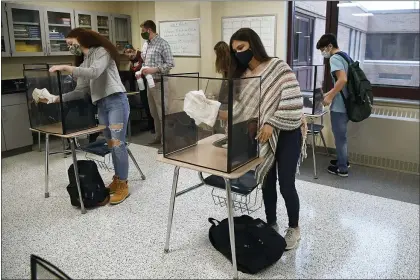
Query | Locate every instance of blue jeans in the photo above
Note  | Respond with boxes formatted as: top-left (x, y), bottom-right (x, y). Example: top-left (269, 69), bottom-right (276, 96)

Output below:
top-left (330, 111), bottom-right (349, 172)
top-left (97, 93), bottom-right (130, 180)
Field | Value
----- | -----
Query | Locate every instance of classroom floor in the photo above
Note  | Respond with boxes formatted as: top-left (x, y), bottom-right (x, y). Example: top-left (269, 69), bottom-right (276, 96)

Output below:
top-left (1, 138), bottom-right (419, 279)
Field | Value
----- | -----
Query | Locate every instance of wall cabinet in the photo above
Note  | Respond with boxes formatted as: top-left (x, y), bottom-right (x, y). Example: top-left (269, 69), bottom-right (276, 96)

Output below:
top-left (1, 93), bottom-right (33, 151)
top-left (6, 3), bottom-right (47, 57)
top-left (44, 8), bottom-right (75, 56)
top-left (75, 11), bottom-right (114, 42)
top-left (112, 14), bottom-right (131, 53)
top-left (1, 3), bottom-right (11, 57)
top-left (3, 3), bottom-right (131, 57)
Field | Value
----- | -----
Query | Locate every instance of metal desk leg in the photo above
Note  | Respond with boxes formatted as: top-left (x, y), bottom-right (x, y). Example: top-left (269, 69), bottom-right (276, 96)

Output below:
top-left (127, 147), bottom-right (146, 180)
top-left (164, 166), bottom-right (180, 253)
top-left (44, 134), bottom-right (50, 198)
top-left (38, 132), bottom-right (42, 152)
top-left (62, 139), bottom-right (67, 158)
top-left (224, 178), bottom-right (238, 280)
top-left (69, 138), bottom-right (86, 214)
top-left (311, 123), bottom-right (318, 179)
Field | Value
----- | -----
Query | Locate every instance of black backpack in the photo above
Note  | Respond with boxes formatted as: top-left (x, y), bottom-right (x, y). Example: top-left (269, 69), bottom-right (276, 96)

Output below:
top-left (66, 160), bottom-right (109, 208)
top-left (334, 52), bottom-right (373, 122)
top-left (208, 215), bottom-right (286, 274)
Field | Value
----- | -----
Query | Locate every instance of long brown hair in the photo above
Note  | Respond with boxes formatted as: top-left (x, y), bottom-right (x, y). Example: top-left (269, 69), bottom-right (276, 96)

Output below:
top-left (66, 28), bottom-right (120, 67)
top-left (214, 41), bottom-right (230, 78)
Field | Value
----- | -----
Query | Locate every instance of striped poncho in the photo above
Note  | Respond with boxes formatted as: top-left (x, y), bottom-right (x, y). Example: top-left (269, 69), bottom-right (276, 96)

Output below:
top-left (232, 58), bottom-right (307, 184)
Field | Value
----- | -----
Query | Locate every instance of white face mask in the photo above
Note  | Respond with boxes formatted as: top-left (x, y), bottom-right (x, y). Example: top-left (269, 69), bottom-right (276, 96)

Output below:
top-left (321, 46), bottom-right (332, 58)
top-left (321, 50), bottom-right (331, 58)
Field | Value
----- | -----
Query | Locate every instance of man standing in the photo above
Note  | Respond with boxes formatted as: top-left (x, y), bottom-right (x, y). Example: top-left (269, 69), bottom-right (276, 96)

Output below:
top-left (316, 33), bottom-right (350, 177)
top-left (123, 44), bottom-right (154, 132)
top-left (136, 20), bottom-right (174, 154)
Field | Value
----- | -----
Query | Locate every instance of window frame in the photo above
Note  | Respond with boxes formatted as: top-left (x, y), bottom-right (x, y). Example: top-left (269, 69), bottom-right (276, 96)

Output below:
top-left (287, 1), bottom-right (419, 100)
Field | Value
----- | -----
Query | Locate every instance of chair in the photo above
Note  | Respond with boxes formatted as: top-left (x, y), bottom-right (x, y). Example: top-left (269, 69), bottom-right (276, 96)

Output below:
top-left (30, 254), bottom-right (72, 280)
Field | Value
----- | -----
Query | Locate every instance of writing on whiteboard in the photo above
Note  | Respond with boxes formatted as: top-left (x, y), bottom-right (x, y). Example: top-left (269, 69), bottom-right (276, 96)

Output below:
top-left (159, 20), bottom-right (200, 56)
top-left (222, 15), bottom-right (276, 57)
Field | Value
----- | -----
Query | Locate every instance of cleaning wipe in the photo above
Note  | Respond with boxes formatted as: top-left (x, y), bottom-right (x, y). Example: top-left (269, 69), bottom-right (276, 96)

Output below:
top-left (184, 90), bottom-right (221, 127)
top-left (32, 88), bottom-right (59, 104)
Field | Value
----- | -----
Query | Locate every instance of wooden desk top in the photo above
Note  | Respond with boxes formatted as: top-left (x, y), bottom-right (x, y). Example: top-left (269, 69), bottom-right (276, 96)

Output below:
top-left (30, 123), bottom-right (106, 138)
top-left (157, 134), bottom-right (263, 180)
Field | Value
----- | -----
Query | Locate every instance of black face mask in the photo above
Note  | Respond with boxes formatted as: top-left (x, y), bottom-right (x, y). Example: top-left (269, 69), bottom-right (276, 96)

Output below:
top-left (235, 49), bottom-right (253, 67)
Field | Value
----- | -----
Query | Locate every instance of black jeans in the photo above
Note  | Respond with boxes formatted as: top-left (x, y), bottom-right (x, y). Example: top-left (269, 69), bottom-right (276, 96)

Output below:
top-left (262, 128), bottom-right (302, 228)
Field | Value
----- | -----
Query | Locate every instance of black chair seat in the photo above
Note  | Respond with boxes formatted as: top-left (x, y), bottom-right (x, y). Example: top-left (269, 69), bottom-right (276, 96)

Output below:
top-left (79, 139), bottom-right (111, 157)
top-left (203, 170), bottom-right (258, 196)
top-left (307, 124), bottom-right (324, 134)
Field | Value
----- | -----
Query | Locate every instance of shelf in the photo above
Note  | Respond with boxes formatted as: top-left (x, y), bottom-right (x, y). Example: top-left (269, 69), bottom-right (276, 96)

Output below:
top-left (13, 21), bottom-right (40, 26)
top-left (98, 26), bottom-right (109, 29)
top-left (49, 23), bottom-right (71, 27)
top-left (15, 38), bottom-right (41, 41)
top-left (78, 25), bottom-right (91, 28)
top-left (49, 38), bottom-right (66, 41)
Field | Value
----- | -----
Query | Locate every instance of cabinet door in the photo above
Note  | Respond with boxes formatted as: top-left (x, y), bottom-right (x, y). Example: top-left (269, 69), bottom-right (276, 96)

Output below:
top-left (1, 125), bottom-right (6, 152)
top-left (2, 104), bottom-right (34, 150)
top-left (44, 8), bottom-right (74, 56)
top-left (95, 13), bottom-right (112, 42)
top-left (6, 3), bottom-right (47, 57)
top-left (1, 3), bottom-right (11, 57)
top-left (111, 14), bottom-right (131, 54)
top-left (75, 10), bottom-right (94, 30)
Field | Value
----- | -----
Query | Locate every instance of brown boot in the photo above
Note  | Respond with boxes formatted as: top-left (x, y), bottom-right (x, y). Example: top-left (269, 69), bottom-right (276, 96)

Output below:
top-left (110, 179), bottom-right (129, 205)
top-left (107, 175), bottom-right (118, 194)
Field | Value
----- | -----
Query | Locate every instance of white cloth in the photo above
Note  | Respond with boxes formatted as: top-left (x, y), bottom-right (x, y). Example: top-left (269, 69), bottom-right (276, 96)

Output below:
top-left (184, 90), bottom-right (221, 127)
top-left (32, 88), bottom-right (58, 104)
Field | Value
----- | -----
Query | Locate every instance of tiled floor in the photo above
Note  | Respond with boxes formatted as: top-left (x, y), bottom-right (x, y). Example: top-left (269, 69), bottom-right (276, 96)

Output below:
top-left (1, 140), bottom-right (419, 279)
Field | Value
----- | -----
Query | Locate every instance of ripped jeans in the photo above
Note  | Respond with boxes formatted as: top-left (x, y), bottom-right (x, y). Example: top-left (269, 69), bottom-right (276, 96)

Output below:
top-left (97, 92), bottom-right (130, 180)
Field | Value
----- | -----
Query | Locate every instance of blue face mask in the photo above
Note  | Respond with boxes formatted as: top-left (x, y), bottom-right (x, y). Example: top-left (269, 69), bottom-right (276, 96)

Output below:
top-left (235, 49), bottom-right (254, 66)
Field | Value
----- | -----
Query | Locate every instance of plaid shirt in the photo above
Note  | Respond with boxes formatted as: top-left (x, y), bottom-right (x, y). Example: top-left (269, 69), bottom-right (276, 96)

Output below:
top-left (143, 35), bottom-right (175, 80)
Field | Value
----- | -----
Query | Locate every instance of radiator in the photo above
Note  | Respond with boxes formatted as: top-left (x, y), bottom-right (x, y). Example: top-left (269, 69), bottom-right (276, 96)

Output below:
top-left (346, 104), bottom-right (420, 174)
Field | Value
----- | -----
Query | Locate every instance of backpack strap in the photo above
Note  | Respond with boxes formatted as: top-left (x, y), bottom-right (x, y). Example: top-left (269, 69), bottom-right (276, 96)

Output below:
top-left (332, 52), bottom-right (351, 103)
top-left (208, 218), bottom-right (220, 226)
top-left (334, 51), bottom-right (353, 64)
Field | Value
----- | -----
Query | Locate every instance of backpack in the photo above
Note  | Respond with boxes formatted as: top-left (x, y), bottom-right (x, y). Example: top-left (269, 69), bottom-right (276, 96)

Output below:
top-left (66, 160), bottom-right (109, 208)
top-left (334, 52), bottom-right (373, 122)
top-left (208, 215), bottom-right (286, 274)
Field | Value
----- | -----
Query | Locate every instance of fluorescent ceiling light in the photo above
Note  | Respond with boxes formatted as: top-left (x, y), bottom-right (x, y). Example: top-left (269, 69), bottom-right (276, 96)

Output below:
top-left (338, 3), bottom-right (360, 8)
top-left (296, 31), bottom-right (302, 34)
top-left (352, 13), bottom-right (374, 16)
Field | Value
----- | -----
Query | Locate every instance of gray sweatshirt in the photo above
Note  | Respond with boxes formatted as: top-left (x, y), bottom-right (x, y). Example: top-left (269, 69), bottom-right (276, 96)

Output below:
top-left (62, 47), bottom-right (126, 104)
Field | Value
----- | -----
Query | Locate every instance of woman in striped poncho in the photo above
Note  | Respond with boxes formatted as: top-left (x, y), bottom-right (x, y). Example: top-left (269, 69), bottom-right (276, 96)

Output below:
top-left (218, 28), bottom-right (307, 250)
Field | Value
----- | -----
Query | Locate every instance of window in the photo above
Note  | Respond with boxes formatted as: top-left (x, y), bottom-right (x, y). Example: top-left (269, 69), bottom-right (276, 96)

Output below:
top-left (336, 1), bottom-right (420, 90)
top-left (365, 33), bottom-right (419, 61)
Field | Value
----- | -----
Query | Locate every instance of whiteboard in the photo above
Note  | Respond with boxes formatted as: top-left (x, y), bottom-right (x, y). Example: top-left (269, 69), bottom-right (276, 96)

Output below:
top-left (222, 15), bottom-right (277, 57)
top-left (159, 19), bottom-right (201, 57)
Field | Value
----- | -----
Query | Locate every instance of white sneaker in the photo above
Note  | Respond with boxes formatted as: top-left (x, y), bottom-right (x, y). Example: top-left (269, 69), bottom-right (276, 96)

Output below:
top-left (284, 227), bottom-right (301, 250)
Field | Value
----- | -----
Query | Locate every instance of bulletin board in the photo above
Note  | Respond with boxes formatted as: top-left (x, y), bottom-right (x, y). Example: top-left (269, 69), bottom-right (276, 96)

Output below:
top-left (159, 19), bottom-right (201, 57)
top-left (222, 15), bottom-right (277, 57)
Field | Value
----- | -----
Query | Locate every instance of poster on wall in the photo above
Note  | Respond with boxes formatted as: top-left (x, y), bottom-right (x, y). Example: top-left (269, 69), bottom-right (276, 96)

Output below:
top-left (222, 15), bottom-right (277, 57)
top-left (159, 19), bottom-right (201, 57)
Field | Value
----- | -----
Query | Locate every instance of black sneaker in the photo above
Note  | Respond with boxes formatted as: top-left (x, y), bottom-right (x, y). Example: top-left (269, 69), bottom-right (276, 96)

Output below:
top-left (330, 159), bottom-right (350, 168)
top-left (327, 165), bottom-right (348, 177)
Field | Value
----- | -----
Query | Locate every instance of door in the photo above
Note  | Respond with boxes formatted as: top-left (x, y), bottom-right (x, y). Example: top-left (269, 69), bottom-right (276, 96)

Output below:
top-left (111, 14), bottom-right (131, 53)
top-left (75, 10), bottom-right (94, 30)
top-left (1, 3), bottom-right (11, 57)
top-left (95, 13), bottom-right (112, 42)
top-left (293, 13), bottom-right (314, 91)
top-left (44, 8), bottom-right (74, 56)
top-left (2, 104), bottom-right (34, 150)
top-left (6, 3), bottom-right (47, 57)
